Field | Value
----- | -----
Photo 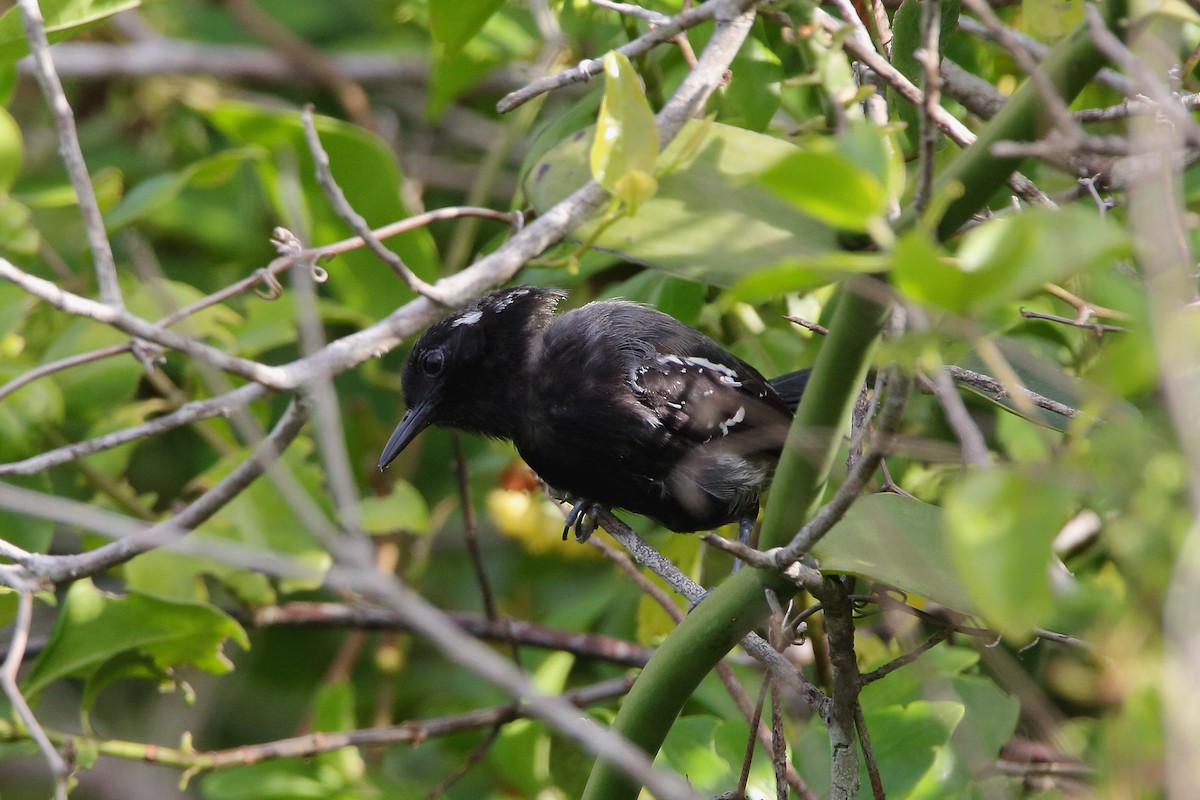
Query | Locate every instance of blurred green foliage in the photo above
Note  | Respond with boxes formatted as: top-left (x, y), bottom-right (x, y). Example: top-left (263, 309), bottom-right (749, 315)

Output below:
top-left (0, 0), bottom-right (1191, 798)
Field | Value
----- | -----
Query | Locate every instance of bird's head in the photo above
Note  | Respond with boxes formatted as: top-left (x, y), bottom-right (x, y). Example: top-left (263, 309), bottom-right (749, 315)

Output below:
top-left (378, 286), bottom-right (565, 470)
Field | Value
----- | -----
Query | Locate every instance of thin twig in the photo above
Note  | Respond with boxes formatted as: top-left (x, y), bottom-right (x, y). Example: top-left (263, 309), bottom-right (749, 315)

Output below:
top-left (784, 315), bottom-right (828, 335)
top-left (960, 0), bottom-right (1081, 142)
top-left (595, 511), bottom-right (830, 717)
top-left (1019, 307), bottom-right (1127, 334)
top-left (855, 701), bottom-right (886, 800)
top-left (0, 675), bottom-right (635, 772)
top-left (931, 367), bottom-right (991, 467)
top-left (914, 0), bottom-right (941, 215)
top-left (587, 534), bottom-right (819, 800)
top-left (0, 397), bottom-right (311, 585)
top-left (858, 628), bottom-right (953, 684)
top-left (945, 365), bottom-right (1080, 419)
top-left (0, 591), bottom-right (68, 800)
top-left (497, 0), bottom-right (755, 113)
top-left (16, 0), bottom-right (121, 312)
top-left (813, 8), bottom-right (1050, 208)
top-left (1086, 6), bottom-right (1200, 148)
top-left (300, 106), bottom-right (447, 304)
top-left (252, 601), bottom-right (654, 667)
top-left (956, 15), bottom-right (1134, 96)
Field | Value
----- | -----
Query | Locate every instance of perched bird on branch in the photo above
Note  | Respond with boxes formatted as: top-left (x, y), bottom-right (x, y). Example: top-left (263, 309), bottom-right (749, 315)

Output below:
top-left (378, 286), bottom-right (809, 542)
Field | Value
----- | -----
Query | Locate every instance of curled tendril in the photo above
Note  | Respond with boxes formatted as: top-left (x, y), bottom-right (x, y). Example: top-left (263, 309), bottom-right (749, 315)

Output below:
top-left (253, 268), bottom-right (284, 300)
top-left (311, 265), bottom-right (329, 283)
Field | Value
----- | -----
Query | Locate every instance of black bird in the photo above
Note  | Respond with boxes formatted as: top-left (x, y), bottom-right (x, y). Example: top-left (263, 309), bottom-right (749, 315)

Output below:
top-left (378, 286), bottom-right (809, 541)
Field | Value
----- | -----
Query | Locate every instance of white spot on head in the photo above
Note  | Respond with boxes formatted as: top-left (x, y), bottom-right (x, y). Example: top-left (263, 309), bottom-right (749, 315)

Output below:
top-left (451, 310), bottom-right (483, 327)
top-left (491, 288), bottom-right (530, 312)
top-left (719, 406), bottom-right (746, 436)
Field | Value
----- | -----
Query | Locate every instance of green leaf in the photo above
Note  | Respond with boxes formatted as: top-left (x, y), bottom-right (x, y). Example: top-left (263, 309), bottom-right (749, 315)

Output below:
top-left (1023, 0), bottom-right (1085, 40)
top-left (591, 51), bottom-right (659, 213)
top-left (730, 251), bottom-right (890, 301)
top-left (429, 0), bottom-right (505, 55)
top-left (0, 105), bottom-right (23, 193)
top-left (0, 364), bottom-right (64, 461)
top-left (0, 0), bottom-right (141, 64)
top-left (23, 579), bottom-right (249, 699)
top-left (894, 207), bottom-right (1131, 315)
top-left (863, 701), bottom-right (964, 797)
top-left (203, 101), bottom-right (439, 321)
top-left (759, 148), bottom-right (887, 233)
top-left (359, 483), bottom-right (430, 535)
top-left (813, 493), bottom-right (975, 614)
top-left (659, 716), bottom-right (731, 794)
top-left (105, 148), bottom-right (261, 232)
top-left (943, 467), bottom-right (1077, 638)
top-left (527, 120), bottom-right (838, 284)
top-left (0, 195), bottom-right (38, 255)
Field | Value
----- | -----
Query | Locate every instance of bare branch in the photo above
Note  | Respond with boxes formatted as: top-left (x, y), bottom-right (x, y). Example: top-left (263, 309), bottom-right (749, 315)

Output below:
top-left (497, 0), bottom-right (756, 113)
top-left (0, 258), bottom-right (289, 387)
top-left (0, 591), bottom-right (68, 800)
top-left (17, 0), bottom-right (121, 312)
top-left (300, 106), bottom-right (447, 303)
top-left (813, 7), bottom-right (1050, 208)
top-left (0, 397), bottom-right (310, 585)
top-left (252, 601), bottom-right (654, 667)
top-left (0, 383), bottom-right (271, 477)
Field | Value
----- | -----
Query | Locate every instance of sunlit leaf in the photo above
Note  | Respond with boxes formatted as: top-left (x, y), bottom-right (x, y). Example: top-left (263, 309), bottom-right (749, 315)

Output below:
top-left (759, 148), bottom-right (887, 233)
top-left (0, 106), bottom-right (23, 194)
top-left (527, 120), bottom-right (838, 283)
top-left (360, 482), bottom-right (430, 535)
top-left (0, 0), bottom-right (141, 64)
top-left (943, 467), bottom-right (1077, 638)
top-left (591, 51), bottom-right (659, 213)
top-left (894, 207), bottom-right (1131, 315)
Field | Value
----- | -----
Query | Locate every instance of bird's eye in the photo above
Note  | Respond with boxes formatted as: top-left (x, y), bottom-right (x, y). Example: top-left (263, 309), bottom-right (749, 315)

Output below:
top-left (420, 348), bottom-right (445, 376)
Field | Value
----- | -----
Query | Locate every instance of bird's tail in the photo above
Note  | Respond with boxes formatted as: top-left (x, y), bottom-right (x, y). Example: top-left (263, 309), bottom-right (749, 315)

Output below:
top-left (767, 368), bottom-right (812, 412)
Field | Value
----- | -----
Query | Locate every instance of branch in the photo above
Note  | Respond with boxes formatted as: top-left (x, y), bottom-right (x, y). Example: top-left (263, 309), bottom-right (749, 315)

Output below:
top-left (0, 397), bottom-right (310, 585)
top-left (0, 591), bottom-right (68, 800)
top-left (252, 601), bottom-right (654, 666)
top-left (17, 0), bottom-right (121, 312)
top-left (300, 106), bottom-right (446, 303)
top-left (814, 8), bottom-right (1051, 208)
top-left (0, 383), bottom-right (271, 477)
top-left (497, 0), bottom-right (756, 113)
top-left (0, 675), bottom-right (635, 774)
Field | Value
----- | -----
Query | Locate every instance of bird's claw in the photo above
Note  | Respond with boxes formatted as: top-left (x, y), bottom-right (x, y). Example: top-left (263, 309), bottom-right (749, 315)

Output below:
top-left (562, 497), bottom-right (602, 543)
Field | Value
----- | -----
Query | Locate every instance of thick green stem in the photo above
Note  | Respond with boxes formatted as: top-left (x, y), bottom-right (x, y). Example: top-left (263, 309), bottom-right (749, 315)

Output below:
top-left (583, 2), bottom-right (1128, 797)
top-left (898, 0), bottom-right (1130, 239)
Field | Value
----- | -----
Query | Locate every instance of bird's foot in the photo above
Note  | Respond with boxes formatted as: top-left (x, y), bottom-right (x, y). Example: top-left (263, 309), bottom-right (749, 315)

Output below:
top-left (561, 497), bottom-right (603, 543)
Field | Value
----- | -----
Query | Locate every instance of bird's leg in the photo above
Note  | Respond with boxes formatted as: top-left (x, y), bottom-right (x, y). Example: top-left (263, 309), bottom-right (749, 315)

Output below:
top-left (729, 516), bottom-right (756, 573)
top-left (562, 497), bottom-right (603, 543)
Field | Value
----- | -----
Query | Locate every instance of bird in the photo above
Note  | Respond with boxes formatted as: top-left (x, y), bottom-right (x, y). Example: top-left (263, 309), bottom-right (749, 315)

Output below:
top-left (378, 286), bottom-right (810, 542)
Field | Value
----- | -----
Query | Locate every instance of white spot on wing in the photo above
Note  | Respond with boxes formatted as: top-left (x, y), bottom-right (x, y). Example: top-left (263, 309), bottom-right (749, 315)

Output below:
top-left (719, 406), bottom-right (746, 436)
top-left (656, 354), bottom-right (744, 387)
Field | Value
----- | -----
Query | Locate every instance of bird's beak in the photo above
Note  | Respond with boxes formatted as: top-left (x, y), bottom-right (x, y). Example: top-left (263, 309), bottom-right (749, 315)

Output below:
top-left (378, 397), bottom-right (436, 471)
